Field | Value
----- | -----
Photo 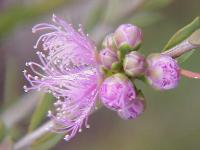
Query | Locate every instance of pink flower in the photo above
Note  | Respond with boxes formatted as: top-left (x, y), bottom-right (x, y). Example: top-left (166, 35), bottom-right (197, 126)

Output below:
top-left (23, 14), bottom-right (102, 141)
top-left (99, 73), bottom-right (136, 111)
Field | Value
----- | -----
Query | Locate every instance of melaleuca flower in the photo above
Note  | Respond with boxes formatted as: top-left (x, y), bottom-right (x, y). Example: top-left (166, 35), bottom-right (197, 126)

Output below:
top-left (123, 51), bottom-right (146, 77)
top-left (99, 73), bottom-right (136, 111)
top-left (23, 14), bottom-right (102, 141)
top-left (146, 53), bottom-right (180, 90)
top-left (99, 48), bottom-right (118, 69)
top-left (118, 93), bottom-right (145, 120)
top-left (114, 24), bottom-right (142, 51)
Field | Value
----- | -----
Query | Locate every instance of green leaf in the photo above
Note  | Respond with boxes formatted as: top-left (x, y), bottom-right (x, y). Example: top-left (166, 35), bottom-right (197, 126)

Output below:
top-left (29, 132), bottom-right (64, 150)
top-left (28, 94), bottom-right (53, 132)
top-left (188, 29), bottom-right (200, 46)
top-left (177, 49), bottom-right (195, 63)
top-left (163, 17), bottom-right (200, 51)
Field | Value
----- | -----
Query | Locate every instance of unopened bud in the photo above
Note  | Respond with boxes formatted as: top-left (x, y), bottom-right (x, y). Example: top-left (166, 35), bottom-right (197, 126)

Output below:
top-left (146, 53), bottom-right (180, 90)
top-left (100, 73), bottom-right (136, 111)
top-left (102, 33), bottom-right (117, 50)
top-left (99, 48), bottom-right (118, 69)
top-left (114, 24), bottom-right (142, 51)
top-left (118, 94), bottom-right (145, 120)
top-left (124, 51), bottom-right (146, 77)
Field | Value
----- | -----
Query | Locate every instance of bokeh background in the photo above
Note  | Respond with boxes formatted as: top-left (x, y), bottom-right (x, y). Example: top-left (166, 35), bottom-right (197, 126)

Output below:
top-left (0, 0), bottom-right (200, 149)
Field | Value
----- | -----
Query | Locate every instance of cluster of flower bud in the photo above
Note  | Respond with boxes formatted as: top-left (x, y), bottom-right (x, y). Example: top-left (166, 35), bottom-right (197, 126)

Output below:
top-left (99, 23), bottom-right (181, 120)
top-left (99, 24), bottom-right (143, 72)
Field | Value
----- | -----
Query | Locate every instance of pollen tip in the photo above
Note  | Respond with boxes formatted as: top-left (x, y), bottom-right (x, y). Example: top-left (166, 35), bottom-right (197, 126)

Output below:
top-left (52, 14), bottom-right (56, 22)
top-left (22, 70), bottom-right (27, 73)
top-left (47, 110), bottom-right (52, 117)
top-left (78, 128), bottom-right (82, 132)
top-left (64, 135), bottom-right (70, 141)
top-left (24, 89), bottom-right (28, 92)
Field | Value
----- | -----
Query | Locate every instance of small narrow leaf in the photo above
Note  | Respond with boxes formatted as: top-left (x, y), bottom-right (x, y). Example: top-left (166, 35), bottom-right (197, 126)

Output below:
top-left (163, 17), bottom-right (200, 51)
top-left (177, 49), bottom-right (195, 64)
top-left (28, 94), bottom-right (53, 132)
top-left (188, 29), bottom-right (200, 46)
top-left (29, 132), bottom-right (64, 150)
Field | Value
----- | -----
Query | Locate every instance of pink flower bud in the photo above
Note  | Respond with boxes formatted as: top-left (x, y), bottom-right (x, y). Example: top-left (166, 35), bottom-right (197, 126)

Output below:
top-left (123, 51), bottom-right (146, 77)
top-left (100, 73), bottom-right (136, 111)
top-left (146, 53), bottom-right (180, 90)
top-left (118, 95), bottom-right (145, 120)
top-left (114, 24), bottom-right (142, 50)
top-left (99, 48), bottom-right (118, 69)
top-left (102, 33), bottom-right (117, 50)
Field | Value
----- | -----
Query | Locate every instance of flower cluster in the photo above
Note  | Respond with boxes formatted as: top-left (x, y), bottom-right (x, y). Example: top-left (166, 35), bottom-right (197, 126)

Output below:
top-left (24, 15), bottom-right (183, 141)
top-left (100, 23), bottom-right (180, 91)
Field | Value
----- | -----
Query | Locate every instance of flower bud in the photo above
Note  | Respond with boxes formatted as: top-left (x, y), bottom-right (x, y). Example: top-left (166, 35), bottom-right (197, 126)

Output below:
top-left (100, 73), bottom-right (136, 111)
top-left (118, 94), bottom-right (145, 120)
top-left (99, 48), bottom-right (118, 69)
top-left (102, 33), bottom-right (117, 50)
top-left (123, 51), bottom-right (146, 77)
top-left (146, 53), bottom-right (180, 90)
top-left (114, 24), bottom-right (142, 51)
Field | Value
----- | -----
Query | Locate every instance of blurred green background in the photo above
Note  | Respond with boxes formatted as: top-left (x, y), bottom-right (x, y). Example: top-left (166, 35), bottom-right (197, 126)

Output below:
top-left (0, 0), bottom-right (200, 149)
